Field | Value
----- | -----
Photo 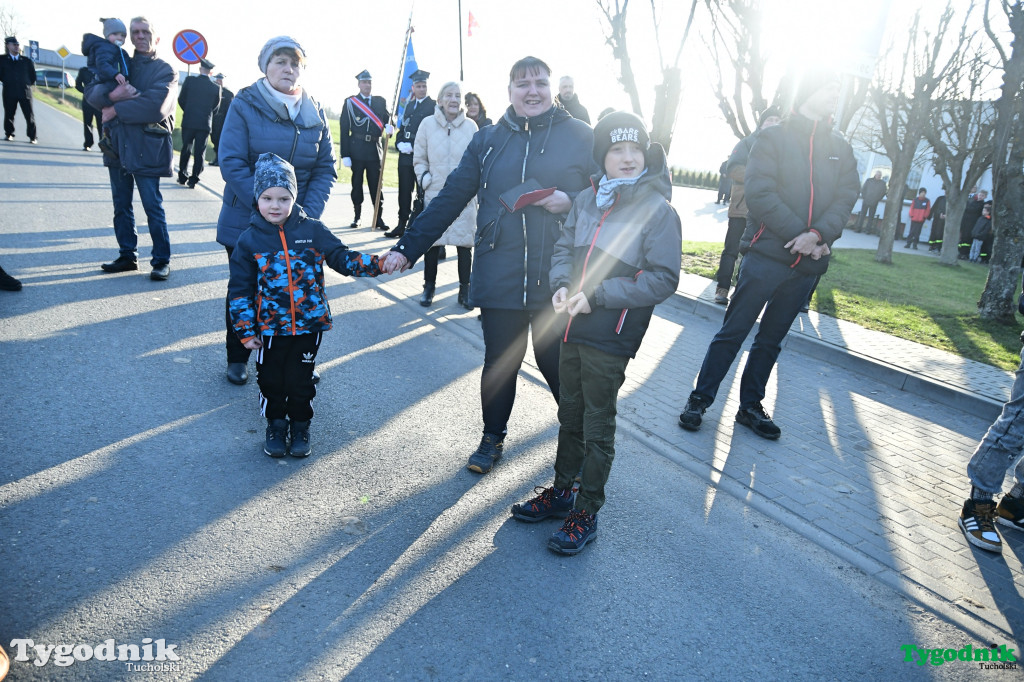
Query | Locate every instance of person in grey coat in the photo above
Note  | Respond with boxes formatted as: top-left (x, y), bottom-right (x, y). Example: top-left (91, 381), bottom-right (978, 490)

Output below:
top-left (216, 36), bottom-right (337, 386)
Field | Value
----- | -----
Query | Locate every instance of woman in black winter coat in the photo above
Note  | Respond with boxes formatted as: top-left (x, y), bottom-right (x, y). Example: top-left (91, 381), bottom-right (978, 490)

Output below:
top-left (383, 57), bottom-right (596, 475)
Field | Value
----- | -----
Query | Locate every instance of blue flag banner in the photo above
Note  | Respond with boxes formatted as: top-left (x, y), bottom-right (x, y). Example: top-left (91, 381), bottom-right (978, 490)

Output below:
top-left (395, 38), bottom-right (418, 124)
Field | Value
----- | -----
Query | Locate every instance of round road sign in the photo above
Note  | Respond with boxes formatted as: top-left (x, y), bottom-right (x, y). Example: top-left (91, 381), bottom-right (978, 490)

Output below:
top-left (172, 30), bottom-right (208, 65)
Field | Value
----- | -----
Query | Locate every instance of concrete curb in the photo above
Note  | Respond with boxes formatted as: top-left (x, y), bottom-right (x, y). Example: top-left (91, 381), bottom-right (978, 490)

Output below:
top-left (672, 290), bottom-right (1004, 423)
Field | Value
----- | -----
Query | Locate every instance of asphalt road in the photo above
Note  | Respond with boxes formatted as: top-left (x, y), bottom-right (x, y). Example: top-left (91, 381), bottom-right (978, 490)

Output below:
top-left (0, 100), bottom-right (1011, 680)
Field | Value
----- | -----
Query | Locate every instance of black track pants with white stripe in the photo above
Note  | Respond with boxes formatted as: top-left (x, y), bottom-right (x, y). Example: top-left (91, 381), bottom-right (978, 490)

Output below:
top-left (255, 333), bottom-right (321, 422)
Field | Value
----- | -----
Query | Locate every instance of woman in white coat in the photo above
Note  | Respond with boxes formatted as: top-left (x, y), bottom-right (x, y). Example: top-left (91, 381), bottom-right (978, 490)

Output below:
top-left (413, 81), bottom-right (478, 308)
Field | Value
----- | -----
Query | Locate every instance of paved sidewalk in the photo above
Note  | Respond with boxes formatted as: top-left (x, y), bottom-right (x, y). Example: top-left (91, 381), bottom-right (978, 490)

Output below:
top-left (337, 222), bottom-right (1023, 645)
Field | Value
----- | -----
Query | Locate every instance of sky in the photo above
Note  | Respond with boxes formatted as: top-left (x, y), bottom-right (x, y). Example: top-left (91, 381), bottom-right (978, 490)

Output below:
top-left (6, 0), bottom-right (977, 170)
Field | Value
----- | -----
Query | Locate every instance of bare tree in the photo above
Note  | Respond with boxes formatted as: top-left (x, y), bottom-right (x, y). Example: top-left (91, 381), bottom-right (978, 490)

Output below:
top-left (597, 1), bottom-right (645, 117)
top-left (596, 0), bottom-right (700, 152)
top-left (925, 42), bottom-right (997, 266)
top-left (868, 4), bottom-right (960, 264)
top-left (978, 0), bottom-right (1024, 321)
top-left (0, 4), bottom-right (21, 39)
top-left (703, 0), bottom-right (767, 140)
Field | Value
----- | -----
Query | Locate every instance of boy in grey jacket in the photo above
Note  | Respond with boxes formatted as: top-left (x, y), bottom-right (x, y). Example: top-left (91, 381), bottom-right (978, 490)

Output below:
top-left (510, 112), bottom-right (682, 554)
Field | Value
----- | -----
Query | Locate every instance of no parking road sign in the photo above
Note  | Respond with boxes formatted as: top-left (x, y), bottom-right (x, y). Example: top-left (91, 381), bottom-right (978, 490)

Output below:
top-left (173, 29), bottom-right (208, 65)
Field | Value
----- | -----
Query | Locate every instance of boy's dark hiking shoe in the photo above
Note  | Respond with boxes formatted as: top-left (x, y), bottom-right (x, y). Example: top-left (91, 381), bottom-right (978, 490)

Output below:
top-left (960, 498), bottom-right (1002, 552)
top-left (678, 394), bottom-right (710, 431)
top-left (548, 509), bottom-right (597, 555)
top-left (289, 420), bottom-right (311, 458)
top-left (512, 486), bottom-right (575, 522)
top-left (264, 419), bottom-right (289, 458)
top-left (996, 494), bottom-right (1024, 531)
top-left (735, 402), bottom-right (781, 440)
top-left (467, 433), bottom-right (503, 474)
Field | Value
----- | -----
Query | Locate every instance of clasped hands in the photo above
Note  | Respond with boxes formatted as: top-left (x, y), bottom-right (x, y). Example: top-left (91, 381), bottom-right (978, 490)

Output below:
top-left (784, 231), bottom-right (830, 260)
top-left (379, 250), bottom-right (411, 274)
top-left (552, 287), bottom-right (591, 316)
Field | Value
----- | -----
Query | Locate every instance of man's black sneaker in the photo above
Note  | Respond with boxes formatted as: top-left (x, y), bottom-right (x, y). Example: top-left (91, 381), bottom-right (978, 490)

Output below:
top-left (512, 486), bottom-right (575, 522)
top-left (289, 420), bottom-right (311, 458)
top-left (960, 498), bottom-right (1002, 552)
top-left (264, 419), bottom-right (289, 458)
top-left (678, 394), bottom-right (710, 431)
top-left (176, 173), bottom-right (188, 185)
top-left (101, 255), bottom-right (139, 273)
top-left (467, 433), bottom-right (503, 474)
top-left (0, 266), bottom-right (22, 291)
top-left (996, 494), bottom-right (1024, 531)
top-left (735, 402), bottom-right (781, 440)
top-left (150, 263), bottom-right (170, 281)
top-left (548, 509), bottom-right (597, 555)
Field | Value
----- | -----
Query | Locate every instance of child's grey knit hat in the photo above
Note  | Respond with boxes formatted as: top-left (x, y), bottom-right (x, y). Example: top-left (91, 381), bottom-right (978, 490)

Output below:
top-left (101, 18), bottom-right (127, 38)
top-left (253, 153), bottom-right (297, 200)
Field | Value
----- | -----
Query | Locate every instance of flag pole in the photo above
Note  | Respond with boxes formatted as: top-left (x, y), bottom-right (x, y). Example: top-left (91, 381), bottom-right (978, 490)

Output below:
top-left (458, 0), bottom-right (464, 81)
top-left (371, 9), bottom-right (414, 232)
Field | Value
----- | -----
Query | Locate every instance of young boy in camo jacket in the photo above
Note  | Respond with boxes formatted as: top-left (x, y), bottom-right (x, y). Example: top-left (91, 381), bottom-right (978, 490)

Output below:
top-left (510, 112), bottom-right (682, 554)
top-left (228, 153), bottom-right (381, 458)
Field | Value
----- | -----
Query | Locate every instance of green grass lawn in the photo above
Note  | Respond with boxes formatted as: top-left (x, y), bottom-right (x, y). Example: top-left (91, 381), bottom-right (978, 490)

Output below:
top-left (682, 240), bottom-right (1023, 372)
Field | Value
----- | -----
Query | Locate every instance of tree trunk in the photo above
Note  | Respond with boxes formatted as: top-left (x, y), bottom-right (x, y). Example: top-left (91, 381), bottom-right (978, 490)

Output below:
top-left (978, 108), bottom-right (1024, 320)
top-left (938, 190), bottom-right (967, 265)
top-left (978, 0), bottom-right (1024, 321)
top-left (650, 68), bottom-right (681, 152)
top-left (875, 164), bottom-right (910, 264)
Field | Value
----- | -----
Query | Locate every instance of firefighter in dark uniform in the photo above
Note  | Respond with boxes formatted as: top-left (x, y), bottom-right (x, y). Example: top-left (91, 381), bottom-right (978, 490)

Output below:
top-left (74, 65), bottom-right (102, 151)
top-left (0, 36), bottom-right (37, 142)
top-left (209, 73), bottom-right (234, 167)
top-left (177, 58), bottom-right (221, 187)
top-left (390, 69), bottom-right (434, 239)
top-left (340, 69), bottom-right (392, 229)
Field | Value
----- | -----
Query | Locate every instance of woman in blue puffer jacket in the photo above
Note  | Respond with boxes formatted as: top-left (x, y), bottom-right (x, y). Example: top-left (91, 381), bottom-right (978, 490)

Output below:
top-left (216, 36), bottom-right (337, 386)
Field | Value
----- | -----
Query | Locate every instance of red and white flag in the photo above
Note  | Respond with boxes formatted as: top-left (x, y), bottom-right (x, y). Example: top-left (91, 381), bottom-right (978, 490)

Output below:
top-left (467, 11), bottom-right (480, 37)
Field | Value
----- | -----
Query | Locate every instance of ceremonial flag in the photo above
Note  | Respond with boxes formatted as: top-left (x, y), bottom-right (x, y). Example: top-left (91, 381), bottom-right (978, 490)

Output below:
top-left (395, 38), bottom-right (418, 124)
top-left (468, 11), bottom-right (480, 37)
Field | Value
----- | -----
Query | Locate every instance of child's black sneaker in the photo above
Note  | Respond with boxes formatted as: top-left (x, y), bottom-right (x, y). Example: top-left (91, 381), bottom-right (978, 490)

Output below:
top-left (264, 419), bottom-right (288, 458)
top-left (467, 433), bottom-right (503, 474)
top-left (959, 498), bottom-right (1002, 552)
top-left (548, 509), bottom-right (597, 555)
top-left (996, 494), bottom-right (1024, 531)
top-left (289, 420), bottom-right (311, 458)
top-left (511, 486), bottom-right (575, 522)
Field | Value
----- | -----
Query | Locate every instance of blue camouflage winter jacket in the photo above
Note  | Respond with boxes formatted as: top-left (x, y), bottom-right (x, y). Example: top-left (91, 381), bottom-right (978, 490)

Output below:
top-left (394, 105), bottom-right (596, 310)
top-left (227, 207), bottom-right (379, 344)
top-left (217, 80), bottom-right (337, 248)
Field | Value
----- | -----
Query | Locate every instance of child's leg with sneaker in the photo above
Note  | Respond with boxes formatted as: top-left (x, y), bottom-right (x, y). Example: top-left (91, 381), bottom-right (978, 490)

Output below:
top-left (511, 342), bottom-right (584, 522)
top-left (548, 343), bottom-right (629, 555)
top-left (283, 332), bottom-right (321, 457)
top-left (960, 348), bottom-right (1024, 550)
top-left (255, 336), bottom-right (290, 457)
